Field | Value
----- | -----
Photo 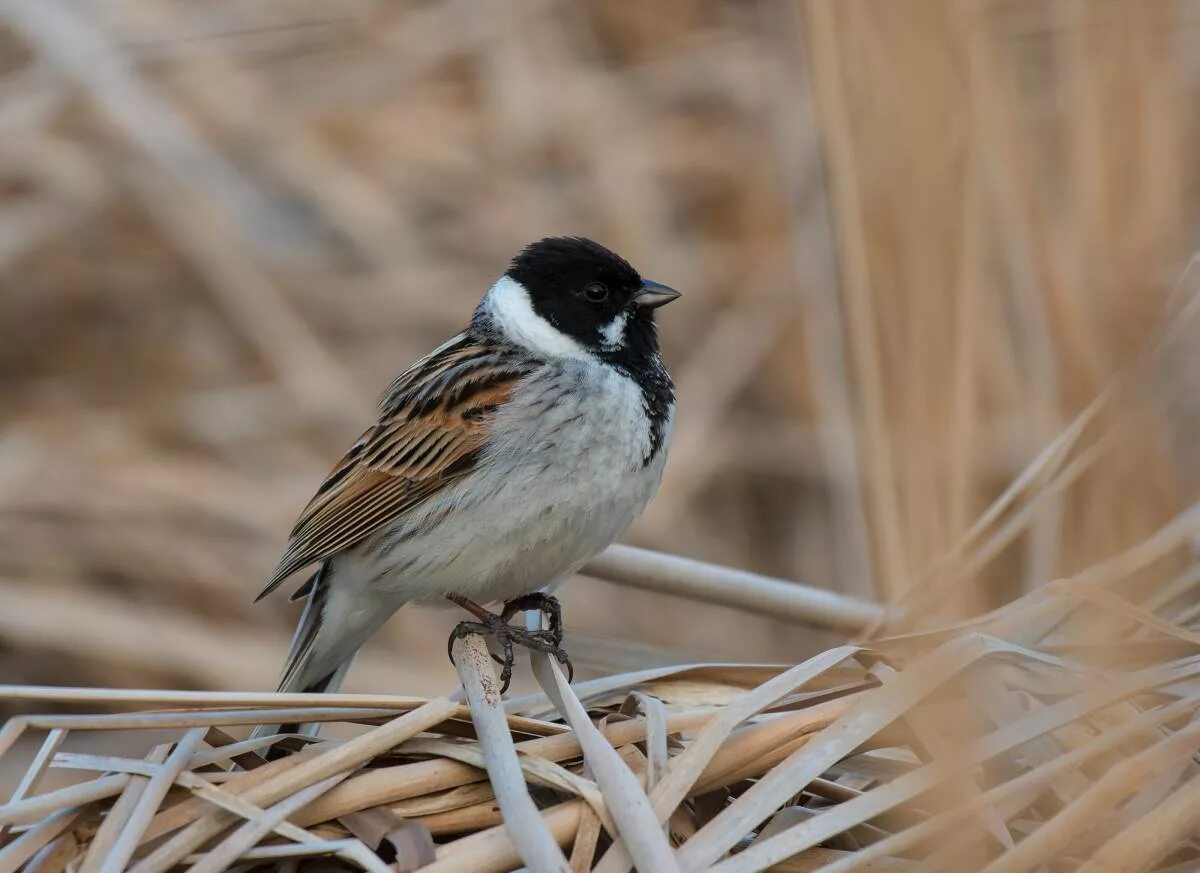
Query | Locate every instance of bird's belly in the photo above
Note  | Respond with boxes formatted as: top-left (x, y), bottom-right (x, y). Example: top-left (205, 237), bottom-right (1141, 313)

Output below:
top-left (356, 367), bottom-right (669, 605)
top-left (359, 460), bottom-right (660, 605)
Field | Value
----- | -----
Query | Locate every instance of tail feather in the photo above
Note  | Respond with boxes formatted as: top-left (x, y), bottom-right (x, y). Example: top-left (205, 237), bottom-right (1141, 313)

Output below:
top-left (255, 563), bottom-right (352, 740)
top-left (276, 563), bottom-right (334, 694)
top-left (255, 559), bottom-right (398, 741)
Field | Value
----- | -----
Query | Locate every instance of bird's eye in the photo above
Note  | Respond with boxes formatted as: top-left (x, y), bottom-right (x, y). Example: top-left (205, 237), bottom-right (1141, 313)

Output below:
top-left (584, 282), bottom-right (609, 302)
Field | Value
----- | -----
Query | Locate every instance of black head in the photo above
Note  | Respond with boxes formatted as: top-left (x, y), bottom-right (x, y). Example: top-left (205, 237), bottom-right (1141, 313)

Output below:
top-left (502, 236), bottom-right (679, 357)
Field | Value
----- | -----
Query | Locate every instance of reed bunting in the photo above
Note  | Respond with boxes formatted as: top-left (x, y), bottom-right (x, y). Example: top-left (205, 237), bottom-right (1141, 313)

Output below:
top-left (258, 237), bottom-right (679, 695)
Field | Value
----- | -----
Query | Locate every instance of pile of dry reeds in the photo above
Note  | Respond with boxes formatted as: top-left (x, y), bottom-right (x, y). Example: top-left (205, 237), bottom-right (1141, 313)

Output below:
top-left (4, 0), bottom-right (1199, 695)
top-left (2, 544), bottom-right (1199, 872)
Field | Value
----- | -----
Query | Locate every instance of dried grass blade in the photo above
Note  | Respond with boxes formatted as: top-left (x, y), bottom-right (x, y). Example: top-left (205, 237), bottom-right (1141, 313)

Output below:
top-left (570, 803), bottom-right (603, 873)
top-left (0, 687), bottom-right (561, 737)
top-left (678, 636), bottom-right (986, 869)
top-left (882, 662), bottom-right (1012, 851)
top-left (181, 838), bottom-right (371, 863)
top-left (141, 744), bottom-right (327, 843)
top-left (506, 661), bottom-right (782, 718)
top-left (27, 707), bottom-right (387, 731)
top-left (1079, 771), bottom-right (1200, 873)
top-left (100, 727), bottom-right (206, 873)
top-left (388, 782), bottom-right (496, 819)
top-left (187, 734), bottom-right (295, 767)
top-left (532, 652), bottom-right (681, 873)
top-left (1066, 586), bottom-right (1200, 644)
top-left (629, 693), bottom-right (668, 792)
top-left (401, 737), bottom-right (615, 834)
top-left (0, 686), bottom-right (424, 710)
top-left (294, 759), bottom-right (485, 829)
top-left (185, 773), bottom-right (359, 873)
top-left (0, 728), bottom-right (66, 840)
top-left (52, 754), bottom-right (163, 778)
top-left (296, 709), bottom-right (716, 827)
top-left (691, 697), bottom-right (859, 795)
top-left (0, 775), bottom-right (130, 826)
top-left (0, 806), bottom-right (89, 873)
top-left (423, 801), bottom-right (584, 873)
top-left (22, 827), bottom-right (78, 873)
top-left (78, 743), bottom-right (170, 873)
top-left (980, 712), bottom-right (1200, 873)
top-left (171, 772), bottom-right (317, 844)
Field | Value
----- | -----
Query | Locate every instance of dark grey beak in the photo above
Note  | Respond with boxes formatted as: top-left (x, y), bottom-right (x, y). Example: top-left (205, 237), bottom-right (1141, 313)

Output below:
top-left (633, 279), bottom-right (681, 309)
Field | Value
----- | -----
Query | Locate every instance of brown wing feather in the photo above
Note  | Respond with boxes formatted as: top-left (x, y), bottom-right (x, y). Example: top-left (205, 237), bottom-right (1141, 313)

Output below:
top-left (257, 334), bottom-right (533, 600)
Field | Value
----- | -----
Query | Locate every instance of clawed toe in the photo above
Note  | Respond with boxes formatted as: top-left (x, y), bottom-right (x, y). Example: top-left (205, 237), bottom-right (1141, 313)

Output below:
top-left (554, 646), bottom-right (574, 683)
top-left (446, 594), bottom-right (572, 693)
top-left (446, 613), bottom-right (573, 693)
top-left (501, 593), bottom-right (565, 646)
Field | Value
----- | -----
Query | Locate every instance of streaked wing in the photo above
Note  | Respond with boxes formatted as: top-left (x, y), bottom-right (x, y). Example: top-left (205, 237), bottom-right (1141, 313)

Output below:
top-left (257, 333), bottom-right (535, 599)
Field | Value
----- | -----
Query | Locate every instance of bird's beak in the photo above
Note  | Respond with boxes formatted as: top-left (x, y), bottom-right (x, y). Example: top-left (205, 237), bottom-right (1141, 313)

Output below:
top-left (633, 279), bottom-right (681, 309)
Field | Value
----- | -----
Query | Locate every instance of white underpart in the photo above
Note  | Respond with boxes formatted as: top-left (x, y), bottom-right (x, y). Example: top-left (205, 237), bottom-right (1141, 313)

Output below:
top-left (599, 312), bottom-right (628, 350)
top-left (284, 357), bottom-right (672, 691)
top-left (483, 275), bottom-right (588, 359)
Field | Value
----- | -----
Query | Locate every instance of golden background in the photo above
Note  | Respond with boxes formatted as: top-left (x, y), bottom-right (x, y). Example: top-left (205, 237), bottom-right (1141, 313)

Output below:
top-left (0, 0), bottom-right (1195, 701)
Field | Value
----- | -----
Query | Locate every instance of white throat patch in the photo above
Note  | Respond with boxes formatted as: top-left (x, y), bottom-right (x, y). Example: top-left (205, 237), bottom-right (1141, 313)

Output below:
top-left (483, 276), bottom-right (588, 359)
top-left (599, 312), bottom-right (628, 350)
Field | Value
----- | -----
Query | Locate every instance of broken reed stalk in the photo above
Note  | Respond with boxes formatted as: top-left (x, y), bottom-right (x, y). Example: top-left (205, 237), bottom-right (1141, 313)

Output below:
top-left (583, 544), bottom-right (885, 634)
top-left (451, 634), bottom-right (570, 873)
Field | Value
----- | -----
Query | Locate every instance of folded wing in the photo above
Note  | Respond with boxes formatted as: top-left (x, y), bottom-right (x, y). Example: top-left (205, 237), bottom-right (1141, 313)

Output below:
top-left (257, 334), bottom-right (534, 600)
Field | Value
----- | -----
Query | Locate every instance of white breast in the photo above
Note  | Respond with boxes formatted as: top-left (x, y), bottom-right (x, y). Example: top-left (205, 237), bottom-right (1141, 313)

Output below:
top-left (352, 358), bottom-right (671, 606)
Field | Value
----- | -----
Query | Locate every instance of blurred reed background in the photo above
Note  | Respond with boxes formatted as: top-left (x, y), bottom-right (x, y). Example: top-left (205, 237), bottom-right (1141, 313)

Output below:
top-left (0, 0), bottom-right (1197, 701)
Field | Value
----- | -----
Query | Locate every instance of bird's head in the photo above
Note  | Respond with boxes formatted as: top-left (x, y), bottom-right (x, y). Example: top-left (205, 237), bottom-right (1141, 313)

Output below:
top-left (475, 236), bottom-right (679, 361)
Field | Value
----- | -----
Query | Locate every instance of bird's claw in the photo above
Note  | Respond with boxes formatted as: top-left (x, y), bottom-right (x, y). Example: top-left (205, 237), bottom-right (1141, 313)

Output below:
top-left (501, 593), bottom-right (565, 646)
top-left (446, 608), bottom-right (572, 694)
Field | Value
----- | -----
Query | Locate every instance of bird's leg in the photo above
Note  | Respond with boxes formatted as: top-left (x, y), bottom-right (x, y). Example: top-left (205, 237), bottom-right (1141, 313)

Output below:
top-left (445, 595), bottom-right (572, 692)
top-left (447, 594), bottom-right (496, 623)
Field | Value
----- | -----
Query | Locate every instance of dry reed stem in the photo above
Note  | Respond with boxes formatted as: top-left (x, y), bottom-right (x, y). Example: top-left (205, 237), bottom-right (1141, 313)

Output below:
top-left (0, 728), bottom-right (64, 842)
top-left (184, 773), bottom-right (368, 873)
top-left (451, 634), bottom-right (569, 873)
top-left (0, 806), bottom-right (91, 873)
top-left (77, 744), bottom-right (169, 873)
top-left (98, 727), bottom-right (205, 873)
top-left (424, 801), bottom-right (584, 873)
top-left (805, 0), bottom-right (910, 602)
top-left (584, 545), bottom-right (884, 634)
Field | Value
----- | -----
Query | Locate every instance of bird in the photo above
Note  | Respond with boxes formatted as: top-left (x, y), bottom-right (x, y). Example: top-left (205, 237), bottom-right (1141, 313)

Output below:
top-left (257, 236), bottom-right (679, 699)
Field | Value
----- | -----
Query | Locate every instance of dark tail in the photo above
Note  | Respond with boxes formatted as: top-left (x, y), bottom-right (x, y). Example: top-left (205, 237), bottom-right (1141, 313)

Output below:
top-left (255, 562), bottom-right (354, 739)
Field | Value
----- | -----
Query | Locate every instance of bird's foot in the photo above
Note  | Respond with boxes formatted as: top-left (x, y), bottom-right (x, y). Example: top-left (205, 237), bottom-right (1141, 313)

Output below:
top-left (446, 595), bottom-right (572, 693)
top-left (501, 592), bottom-right (564, 646)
